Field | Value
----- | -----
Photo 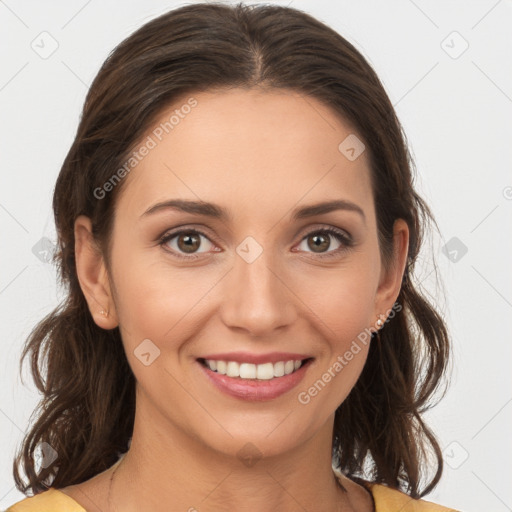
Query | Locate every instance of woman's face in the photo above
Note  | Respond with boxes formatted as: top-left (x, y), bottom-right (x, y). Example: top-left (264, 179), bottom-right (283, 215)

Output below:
top-left (77, 87), bottom-right (408, 460)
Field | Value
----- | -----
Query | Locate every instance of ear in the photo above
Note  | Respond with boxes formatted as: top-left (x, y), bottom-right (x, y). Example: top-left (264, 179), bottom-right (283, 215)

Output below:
top-left (74, 215), bottom-right (119, 329)
top-left (373, 218), bottom-right (409, 324)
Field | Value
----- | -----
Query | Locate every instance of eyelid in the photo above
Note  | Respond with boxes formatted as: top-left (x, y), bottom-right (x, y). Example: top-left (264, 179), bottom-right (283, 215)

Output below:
top-left (296, 223), bottom-right (352, 241)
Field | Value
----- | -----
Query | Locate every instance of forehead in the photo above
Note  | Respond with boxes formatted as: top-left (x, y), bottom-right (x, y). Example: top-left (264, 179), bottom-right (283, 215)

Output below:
top-left (117, 88), bottom-right (374, 225)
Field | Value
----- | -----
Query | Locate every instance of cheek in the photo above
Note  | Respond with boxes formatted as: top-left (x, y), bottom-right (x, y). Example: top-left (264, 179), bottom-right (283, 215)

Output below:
top-left (292, 258), bottom-right (377, 396)
top-left (308, 276), bottom-right (374, 363)
top-left (296, 275), bottom-right (374, 414)
top-left (110, 246), bottom-right (229, 366)
top-left (294, 259), bottom-right (378, 334)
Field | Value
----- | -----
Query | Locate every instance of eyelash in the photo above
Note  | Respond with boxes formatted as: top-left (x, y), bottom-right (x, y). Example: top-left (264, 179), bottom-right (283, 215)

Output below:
top-left (158, 226), bottom-right (353, 261)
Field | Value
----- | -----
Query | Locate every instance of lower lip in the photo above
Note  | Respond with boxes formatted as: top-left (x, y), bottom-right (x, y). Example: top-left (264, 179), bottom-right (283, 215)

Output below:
top-left (197, 359), bottom-right (313, 401)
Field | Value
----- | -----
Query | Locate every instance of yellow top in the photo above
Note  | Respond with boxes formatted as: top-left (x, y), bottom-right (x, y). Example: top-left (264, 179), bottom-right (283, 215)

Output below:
top-left (6, 480), bottom-right (460, 511)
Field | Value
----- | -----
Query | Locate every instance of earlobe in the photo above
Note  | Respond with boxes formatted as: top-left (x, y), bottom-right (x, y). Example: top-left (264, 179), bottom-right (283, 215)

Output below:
top-left (374, 219), bottom-right (409, 322)
top-left (74, 215), bottom-right (118, 329)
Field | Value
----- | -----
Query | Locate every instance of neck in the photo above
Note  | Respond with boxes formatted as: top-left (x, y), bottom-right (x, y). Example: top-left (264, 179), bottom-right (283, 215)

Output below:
top-left (107, 410), bottom-right (354, 512)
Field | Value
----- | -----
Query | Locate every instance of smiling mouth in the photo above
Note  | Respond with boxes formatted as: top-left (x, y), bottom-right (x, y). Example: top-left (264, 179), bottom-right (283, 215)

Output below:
top-left (197, 357), bottom-right (314, 380)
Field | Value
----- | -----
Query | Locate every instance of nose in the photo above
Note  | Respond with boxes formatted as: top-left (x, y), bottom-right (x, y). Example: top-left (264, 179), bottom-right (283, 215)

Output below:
top-left (219, 243), bottom-right (297, 337)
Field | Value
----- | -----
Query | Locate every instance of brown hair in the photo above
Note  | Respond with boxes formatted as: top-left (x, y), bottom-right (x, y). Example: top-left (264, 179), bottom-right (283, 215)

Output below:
top-left (13, 2), bottom-right (451, 499)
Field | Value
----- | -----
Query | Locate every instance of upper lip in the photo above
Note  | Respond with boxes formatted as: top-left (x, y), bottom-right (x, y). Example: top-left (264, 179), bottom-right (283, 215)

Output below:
top-left (198, 352), bottom-right (313, 365)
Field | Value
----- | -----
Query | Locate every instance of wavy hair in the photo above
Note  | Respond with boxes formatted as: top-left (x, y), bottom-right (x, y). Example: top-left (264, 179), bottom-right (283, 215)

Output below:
top-left (13, 2), bottom-right (451, 499)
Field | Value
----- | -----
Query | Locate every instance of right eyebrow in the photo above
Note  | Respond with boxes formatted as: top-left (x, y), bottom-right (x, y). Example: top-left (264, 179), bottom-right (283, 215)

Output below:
top-left (140, 199), bottom-right (230, 221)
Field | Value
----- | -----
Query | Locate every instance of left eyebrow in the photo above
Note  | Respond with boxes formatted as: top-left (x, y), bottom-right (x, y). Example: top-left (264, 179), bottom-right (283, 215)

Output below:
top-left (291, 199), bottom-right (366, 226)
top-left (140, 198), bottom-right (366, 226)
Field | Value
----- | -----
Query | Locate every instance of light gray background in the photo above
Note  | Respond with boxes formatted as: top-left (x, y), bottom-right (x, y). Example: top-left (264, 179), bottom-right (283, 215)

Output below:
top-left (1, 1), bottom-right (511, 511)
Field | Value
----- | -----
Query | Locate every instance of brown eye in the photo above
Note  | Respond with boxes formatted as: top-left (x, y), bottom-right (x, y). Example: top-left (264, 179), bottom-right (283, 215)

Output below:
top-left (160, 229), bottom-right (216, 258)
top-left (177, 233), bottom-right (201, 253)
top-left (296, 228), bottom-right (352, 259)
top-left (307, 233), bottom-right (331, 253)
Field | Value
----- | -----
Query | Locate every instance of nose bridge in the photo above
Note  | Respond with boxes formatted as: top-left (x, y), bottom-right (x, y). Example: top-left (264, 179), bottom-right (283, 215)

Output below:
top-left (221, 235), bottom-right (295, 335)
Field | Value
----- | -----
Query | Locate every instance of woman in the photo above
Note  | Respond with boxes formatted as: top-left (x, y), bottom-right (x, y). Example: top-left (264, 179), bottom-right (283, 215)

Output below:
top-left (7, 3), bottom-right (460, 511)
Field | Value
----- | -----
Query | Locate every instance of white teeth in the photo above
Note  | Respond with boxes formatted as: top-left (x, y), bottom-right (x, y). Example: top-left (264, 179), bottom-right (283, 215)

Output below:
top-left (257, 362), bottom-right (274, 380)
top-left (226, 361), bottom-right (239, 378)
top-left (239, 362), bottom-right (257, 379)
top-left (204, 358), bottom-right (305, 380)
top-left (284, 360), bottom-right (295, 374)
top-left (273, 361), bottom-right (285, 377)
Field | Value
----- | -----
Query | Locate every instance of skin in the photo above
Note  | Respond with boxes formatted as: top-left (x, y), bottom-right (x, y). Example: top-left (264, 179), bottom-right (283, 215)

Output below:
top-left (64, 87), bottom-right (408, 512)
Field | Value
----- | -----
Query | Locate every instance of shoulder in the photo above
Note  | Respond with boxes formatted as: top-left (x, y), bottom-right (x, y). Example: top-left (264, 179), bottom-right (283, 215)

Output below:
top-left (334, 470), bottom-right (461, 512)
top-left (5, 488), bottom-right (86, 512)
top-left (367, 482), bottom-right (461, 511)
